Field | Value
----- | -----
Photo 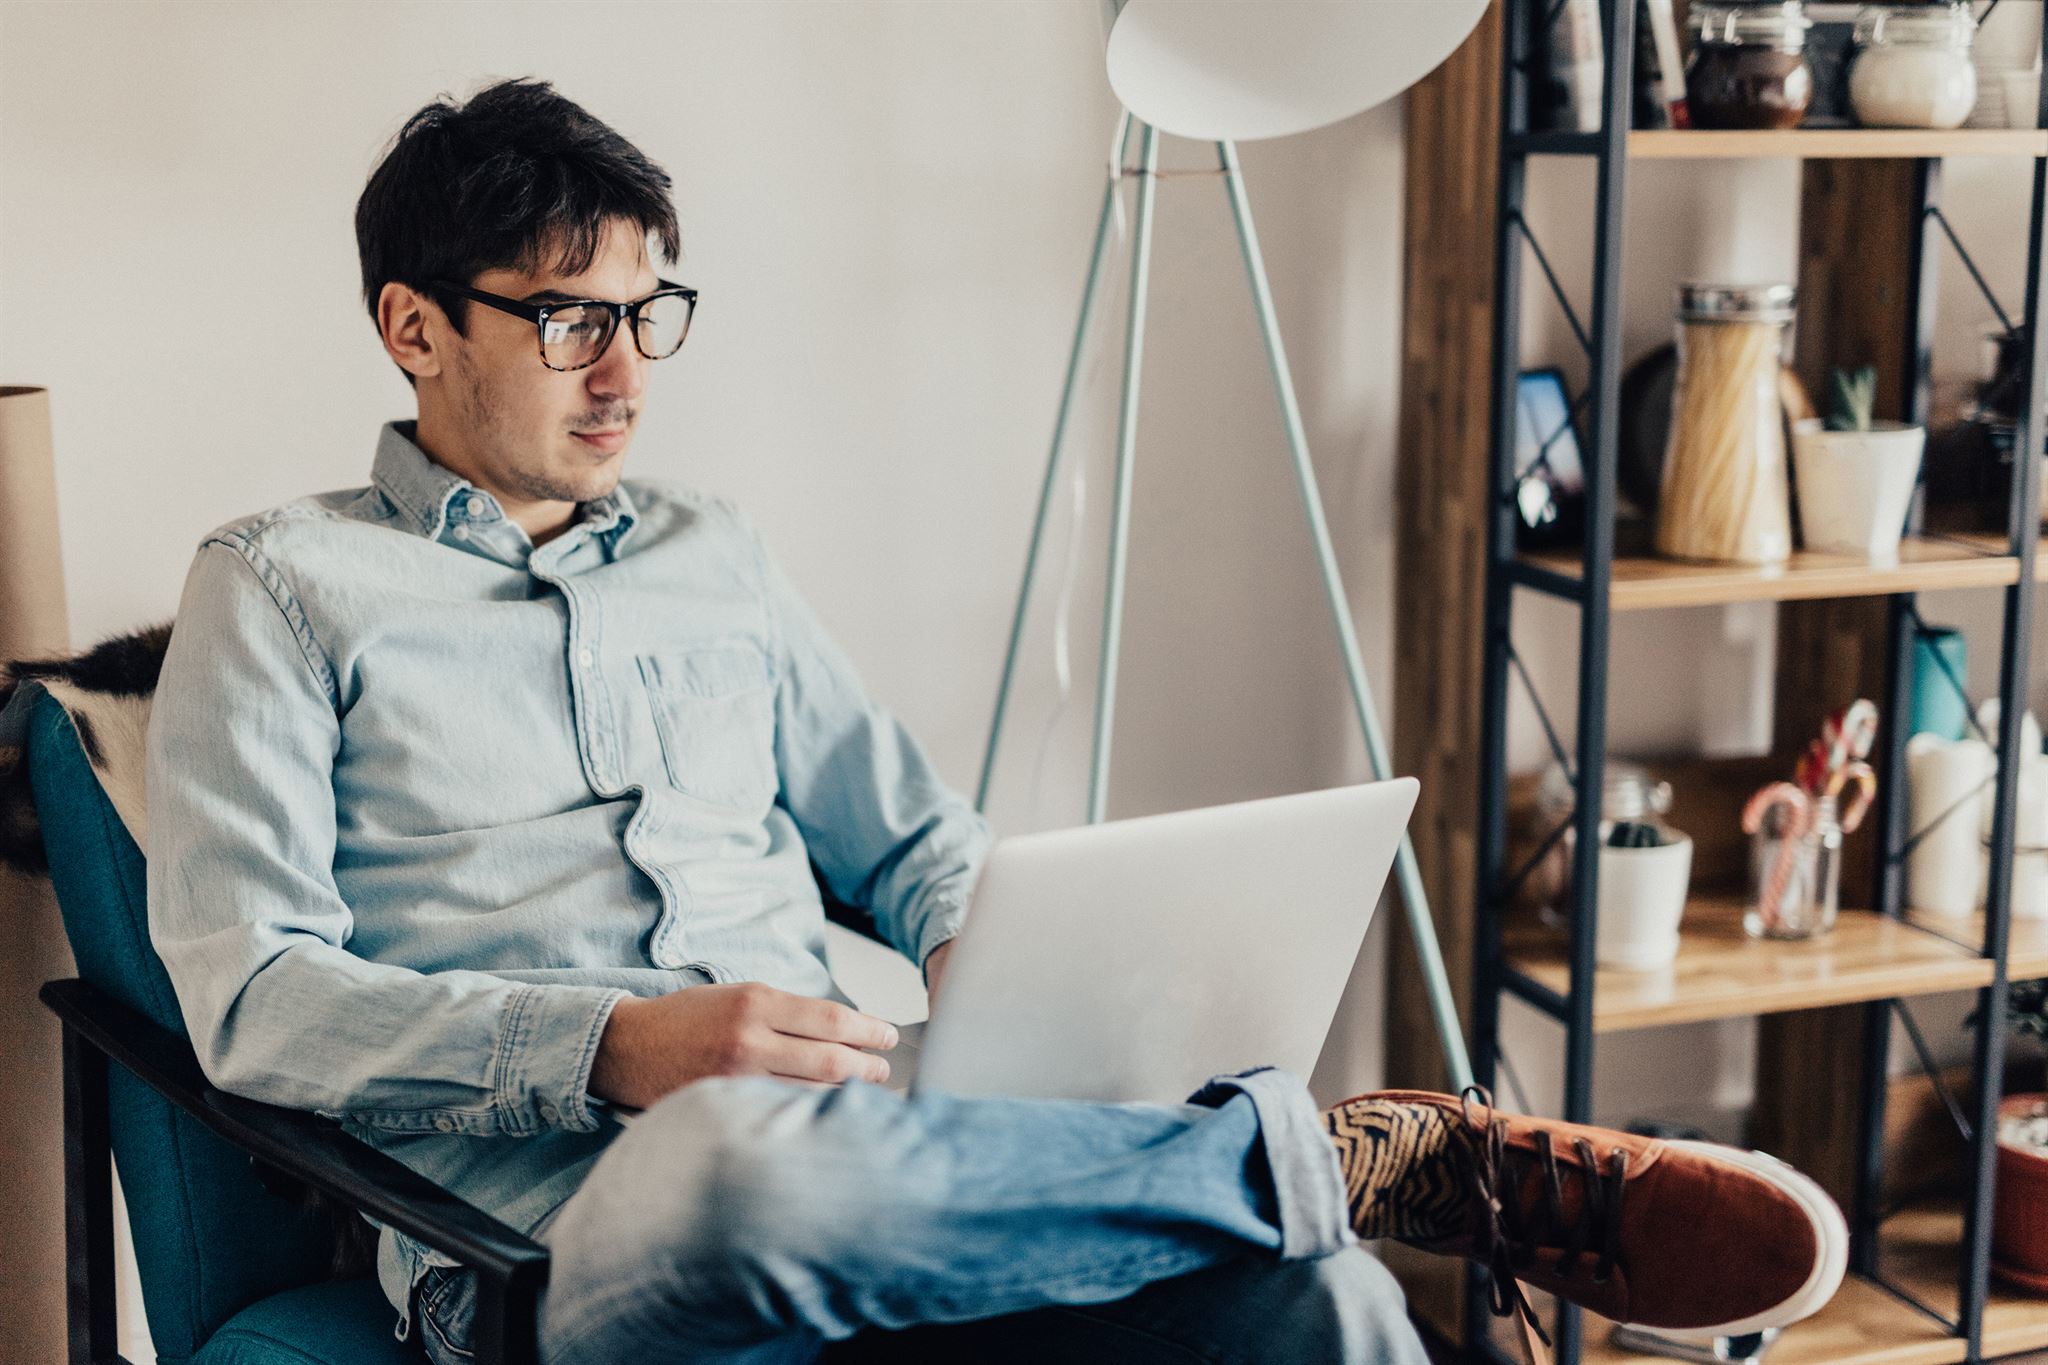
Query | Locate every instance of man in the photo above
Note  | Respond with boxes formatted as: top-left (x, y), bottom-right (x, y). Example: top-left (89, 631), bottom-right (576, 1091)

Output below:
top-left (146, 78), bottom-right (1838, 1365)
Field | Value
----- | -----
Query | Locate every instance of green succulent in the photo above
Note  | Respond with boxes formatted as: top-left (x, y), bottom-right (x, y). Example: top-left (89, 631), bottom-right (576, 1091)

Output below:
top-left (1825, 365), bottom-right (1878, 433)
top-left (1968, 977), bottom-right (2048, 1045)
top-left (1608, 821), bottom-right (1663, 849)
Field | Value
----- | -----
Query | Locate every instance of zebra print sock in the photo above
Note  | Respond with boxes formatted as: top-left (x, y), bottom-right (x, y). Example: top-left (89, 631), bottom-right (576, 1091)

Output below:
top-left (1322, 1098), bottom-right (1464, 1241)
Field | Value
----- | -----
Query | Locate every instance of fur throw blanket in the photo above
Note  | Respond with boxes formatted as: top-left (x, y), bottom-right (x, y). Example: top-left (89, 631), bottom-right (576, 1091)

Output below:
top-left (0, 623), bottom-right (169, 875)
top-left (1, 621), bottom-right (376, 1279)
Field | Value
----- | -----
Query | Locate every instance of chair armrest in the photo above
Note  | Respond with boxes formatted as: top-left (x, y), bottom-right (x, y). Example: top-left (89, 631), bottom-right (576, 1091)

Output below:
top-left (39, 977), bottom-right (548, 1365)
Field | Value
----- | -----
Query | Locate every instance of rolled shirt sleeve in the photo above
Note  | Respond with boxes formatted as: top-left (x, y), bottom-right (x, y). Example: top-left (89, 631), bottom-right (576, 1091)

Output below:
top-left (743, 512), bottom-right (991, 974)
top-left (146, 537), bottom-right (626, 1136)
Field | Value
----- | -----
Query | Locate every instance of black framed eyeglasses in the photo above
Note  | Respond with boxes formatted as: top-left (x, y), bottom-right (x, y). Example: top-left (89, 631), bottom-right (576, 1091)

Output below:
top-left (430, 278), bottom-right (698, 372)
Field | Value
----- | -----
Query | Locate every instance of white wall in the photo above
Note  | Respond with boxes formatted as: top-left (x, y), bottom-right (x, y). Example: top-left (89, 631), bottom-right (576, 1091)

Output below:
top-left (2, 2), bottom-right (1409, 1354)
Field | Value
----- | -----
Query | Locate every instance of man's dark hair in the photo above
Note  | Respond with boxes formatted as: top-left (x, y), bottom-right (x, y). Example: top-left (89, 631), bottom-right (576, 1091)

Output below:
top-left (355, 78), bottom-right (681, 384)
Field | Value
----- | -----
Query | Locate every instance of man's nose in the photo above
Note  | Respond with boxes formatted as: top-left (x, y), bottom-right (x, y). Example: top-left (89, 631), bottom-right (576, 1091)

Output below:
top-left (586, 321), bottom-right (646, 403)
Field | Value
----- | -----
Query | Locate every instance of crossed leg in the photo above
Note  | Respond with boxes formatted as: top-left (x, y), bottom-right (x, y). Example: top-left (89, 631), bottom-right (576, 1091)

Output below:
top-left (493, 1071), bottom-right (1427, 1365)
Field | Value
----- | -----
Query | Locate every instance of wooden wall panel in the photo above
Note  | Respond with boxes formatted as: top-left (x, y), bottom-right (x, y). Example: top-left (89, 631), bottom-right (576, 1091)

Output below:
top-left (1389, 0), bottom-right (1502, 1099)
top-left (1753, 160), bottom-right (1924, 1212)
top-left (1391, 2), bottom-right (1504, 1342)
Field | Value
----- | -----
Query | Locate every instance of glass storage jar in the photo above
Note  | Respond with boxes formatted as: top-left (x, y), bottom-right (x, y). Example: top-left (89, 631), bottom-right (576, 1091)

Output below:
top-left (1850, 3), bottom-right (1979, 129)
top-left (1656, 282), bottom-right (1797, 566)
top-left (1535, 760), bottom-right (1678, 926)
top-left (1746, 792), bottom-right (1843, 939)
top-left (1688, 1), bottom-right (1816, 129)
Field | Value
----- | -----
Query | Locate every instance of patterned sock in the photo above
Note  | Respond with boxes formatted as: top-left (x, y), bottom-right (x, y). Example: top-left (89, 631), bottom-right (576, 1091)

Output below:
top-left (1321, 1098), bottom-right (1466, 1241)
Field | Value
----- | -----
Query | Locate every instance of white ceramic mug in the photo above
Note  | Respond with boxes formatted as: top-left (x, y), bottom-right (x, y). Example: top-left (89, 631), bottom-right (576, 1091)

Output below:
top-left (1595, 834), bottom-right (1693, 970)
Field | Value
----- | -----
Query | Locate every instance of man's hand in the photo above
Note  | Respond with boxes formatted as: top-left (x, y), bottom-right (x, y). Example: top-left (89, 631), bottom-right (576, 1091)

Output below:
top-left (588, 983), bottom-right (899, 1111)
top-left (923, 939), bottom-right (956, 1005)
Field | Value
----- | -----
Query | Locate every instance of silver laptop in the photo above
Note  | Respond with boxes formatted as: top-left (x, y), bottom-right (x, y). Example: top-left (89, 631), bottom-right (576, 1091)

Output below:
top-left (881, 778), bottom-right (1417, 1104)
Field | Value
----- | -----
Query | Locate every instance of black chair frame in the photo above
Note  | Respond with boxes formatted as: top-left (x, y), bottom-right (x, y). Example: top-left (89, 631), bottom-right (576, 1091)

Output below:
top-left (42, 893), bottom-right (894, 1365)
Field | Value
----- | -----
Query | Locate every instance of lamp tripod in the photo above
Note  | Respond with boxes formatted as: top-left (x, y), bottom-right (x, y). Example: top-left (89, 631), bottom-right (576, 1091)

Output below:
top-left (974, 112), bottom-right (1473, 1093)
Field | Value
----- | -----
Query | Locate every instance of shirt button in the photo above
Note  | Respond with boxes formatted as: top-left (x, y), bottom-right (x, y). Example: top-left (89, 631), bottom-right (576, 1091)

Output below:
top-left (539, 1102), bottom-right (559, 1123)
top-left (433, 1117), bottom-right (455, 1133)
top-left (577, 646), bottom-right (595, 668)
top-left (466, 495), bottom-right (487, 518)
top-left (450, 524), bottom-right (471, 542)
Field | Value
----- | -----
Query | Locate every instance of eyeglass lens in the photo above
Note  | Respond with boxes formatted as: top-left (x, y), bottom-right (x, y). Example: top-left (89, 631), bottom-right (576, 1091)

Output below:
top-left (540, 293), bottom-right (692, 370)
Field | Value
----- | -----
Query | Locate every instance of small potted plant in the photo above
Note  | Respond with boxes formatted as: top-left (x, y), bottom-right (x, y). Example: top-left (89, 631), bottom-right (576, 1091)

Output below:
top-left (1790, 365), bottom-right (1927, 565)
top-left (1985, 977), bottom-right (2048, 1292)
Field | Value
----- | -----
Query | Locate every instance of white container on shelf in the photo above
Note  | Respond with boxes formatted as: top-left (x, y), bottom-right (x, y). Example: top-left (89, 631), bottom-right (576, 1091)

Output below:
top-left (1851, 3), bottom-right (1980, 128)
top-left (2003, 68), bottom-right (2044, 128)
top-left (1595, 833), bottom-right (1694, 970)
top-left (1790, 418), bottom-right (1925, 563)
top-left (1969, 0), bottom-right (2043, 125)
top-left (1909, 733), bottom-right (1996, 916)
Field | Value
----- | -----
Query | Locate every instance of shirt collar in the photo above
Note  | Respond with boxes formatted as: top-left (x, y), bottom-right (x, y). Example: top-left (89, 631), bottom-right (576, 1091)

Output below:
top-left (370, 420), bottom-right (639, 551)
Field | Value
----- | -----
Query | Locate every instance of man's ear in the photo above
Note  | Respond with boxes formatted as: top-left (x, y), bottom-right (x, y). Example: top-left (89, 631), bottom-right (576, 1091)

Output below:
top-left (377, 281), bottom-right (444, 382)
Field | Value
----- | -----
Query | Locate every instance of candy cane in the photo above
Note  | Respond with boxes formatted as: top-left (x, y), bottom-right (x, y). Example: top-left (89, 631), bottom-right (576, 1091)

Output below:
top-left (1744, 782), bottom-right (1814, 932)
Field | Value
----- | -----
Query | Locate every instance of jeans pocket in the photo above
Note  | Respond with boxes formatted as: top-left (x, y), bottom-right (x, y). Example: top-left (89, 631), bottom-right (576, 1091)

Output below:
top-left (416, 1263), bottom-right (479, 1365)
top-left (638, 647), bottom-right (778, 813)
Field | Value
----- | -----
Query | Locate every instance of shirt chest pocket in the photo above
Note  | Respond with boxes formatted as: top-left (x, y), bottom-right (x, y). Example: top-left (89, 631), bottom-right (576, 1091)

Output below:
top-left (637, 646), bottom-right (779, 813)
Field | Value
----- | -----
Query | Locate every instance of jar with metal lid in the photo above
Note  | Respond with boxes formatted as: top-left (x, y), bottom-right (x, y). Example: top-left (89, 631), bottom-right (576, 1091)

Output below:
top-left (1656, 283), bottom-right (1796, 566)
top-left (1534, 760), bottom-right (1680, 927)
top-left (1688, 1), bottom-right (1817, 130)
top-left (1850, 3), bottom-right (1979, 129)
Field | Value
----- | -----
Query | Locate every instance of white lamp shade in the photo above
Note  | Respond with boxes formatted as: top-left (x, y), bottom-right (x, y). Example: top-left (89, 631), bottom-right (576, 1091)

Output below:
top-left (1102, 0), bottom-right (1489, 142)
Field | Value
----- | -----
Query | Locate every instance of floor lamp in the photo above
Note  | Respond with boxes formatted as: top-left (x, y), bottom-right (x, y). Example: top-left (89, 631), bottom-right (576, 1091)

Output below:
top-left (973, 0), bottom-right (1488, 1092)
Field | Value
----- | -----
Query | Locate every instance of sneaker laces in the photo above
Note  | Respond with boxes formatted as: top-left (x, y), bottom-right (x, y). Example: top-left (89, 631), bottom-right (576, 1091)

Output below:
top-left (1455, 1085), bottom-right (1630, 1348)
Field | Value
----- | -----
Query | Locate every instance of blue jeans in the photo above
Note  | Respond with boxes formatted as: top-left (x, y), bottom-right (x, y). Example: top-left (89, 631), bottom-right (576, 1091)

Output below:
top-left (410, 1069), bottom-right (1430, 1364)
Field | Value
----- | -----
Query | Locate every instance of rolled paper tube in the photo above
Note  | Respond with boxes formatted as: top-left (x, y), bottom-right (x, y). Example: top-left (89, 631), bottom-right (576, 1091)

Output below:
top-left (0, 386), bottom-right (71, 1365)
top-left (0, 389), bottom-right (67, 658)
top-left (1908, 735), bottom-right (1996, 917)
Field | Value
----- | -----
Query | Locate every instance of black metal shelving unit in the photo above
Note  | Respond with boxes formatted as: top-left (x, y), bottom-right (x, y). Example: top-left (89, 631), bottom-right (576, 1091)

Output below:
top-left (1467, 1), bottom-right (2048, 1362)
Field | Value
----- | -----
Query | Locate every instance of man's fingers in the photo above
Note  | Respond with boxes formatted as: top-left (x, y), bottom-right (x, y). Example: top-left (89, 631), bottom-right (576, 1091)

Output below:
top-left (766, 993), bottom-right (899, 1051)
top-left (761, 1035), bottom-right (891, 1086)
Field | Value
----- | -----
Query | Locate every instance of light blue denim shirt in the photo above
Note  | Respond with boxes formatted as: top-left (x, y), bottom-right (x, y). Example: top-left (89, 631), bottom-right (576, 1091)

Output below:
top-left (143, 420), bottom-right (990, 1341)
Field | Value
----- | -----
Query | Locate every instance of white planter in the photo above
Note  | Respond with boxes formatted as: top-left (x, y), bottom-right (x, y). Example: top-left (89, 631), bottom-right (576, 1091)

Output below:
top-left (1791, 419), bottom-right (1926, 564)
top-left (1596, 834), bottom-right (1693, 971)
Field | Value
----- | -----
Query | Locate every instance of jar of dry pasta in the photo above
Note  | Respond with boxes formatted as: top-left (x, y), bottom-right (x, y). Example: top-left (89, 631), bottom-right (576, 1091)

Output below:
top-left (1656, 283), bottom-right (1797, 566)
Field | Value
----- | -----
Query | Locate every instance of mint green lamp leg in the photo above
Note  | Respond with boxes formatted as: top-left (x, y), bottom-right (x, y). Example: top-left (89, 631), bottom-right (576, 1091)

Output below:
top-left (1215, 139), bottom-right (1475, 1094)
top-left (976, 112), bottom-right (1134, 813)
top-left (1087, 122), bottom-right (1160, 827)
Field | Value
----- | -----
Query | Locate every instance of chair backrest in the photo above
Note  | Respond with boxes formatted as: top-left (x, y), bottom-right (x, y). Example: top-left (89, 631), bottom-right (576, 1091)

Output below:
top-left (26, 689), bottom-right (336, 1364)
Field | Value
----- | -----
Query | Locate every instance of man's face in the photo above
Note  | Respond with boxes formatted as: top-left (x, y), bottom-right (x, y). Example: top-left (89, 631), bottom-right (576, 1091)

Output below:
top-left (434, 216), bottom-right (660, 510)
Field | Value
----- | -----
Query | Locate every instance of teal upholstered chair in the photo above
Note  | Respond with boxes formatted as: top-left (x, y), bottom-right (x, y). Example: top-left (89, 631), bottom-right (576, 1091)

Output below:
top-left (28, 687), bottom-right (508, 1364)
top-left (27, 688), bottom-right (925, 1365)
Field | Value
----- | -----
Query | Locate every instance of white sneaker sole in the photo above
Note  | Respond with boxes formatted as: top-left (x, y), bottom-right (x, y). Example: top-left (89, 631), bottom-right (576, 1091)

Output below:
top-left (1623, 1140), bottom-right (1849, 1343)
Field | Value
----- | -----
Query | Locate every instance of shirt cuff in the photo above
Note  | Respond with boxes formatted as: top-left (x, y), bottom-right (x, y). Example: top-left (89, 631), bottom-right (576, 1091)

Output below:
top-left (497, 984), bottom-right (631, 1134)
top-left (914, 899), bottom-right (970, 982)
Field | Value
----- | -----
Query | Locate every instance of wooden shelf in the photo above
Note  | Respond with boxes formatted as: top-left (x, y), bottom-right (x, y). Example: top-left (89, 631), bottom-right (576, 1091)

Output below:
top-left (1496, 1274), bottom-right (1966, 1365)
top-left (1505, 897), bottom-right (1993, 1032)
top-left (1630, 129), bottom-right (2048, 160)
top-left (1882, 1203), bottom-right (2048, 1363)
top-left (1518, 535), bottom-right (2016, 611)
top-left (1907, 908), bottom-right (2048, 981)
top-left (1484, 1204), bottom-right (2048, 1364)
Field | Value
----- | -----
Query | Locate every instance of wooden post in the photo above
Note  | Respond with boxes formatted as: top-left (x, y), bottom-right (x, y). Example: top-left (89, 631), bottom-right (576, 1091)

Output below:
top-left (1389, 2), bottom-right (1504, 1342)
top-left (1752, 160), bottom-right (1923, 1211)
